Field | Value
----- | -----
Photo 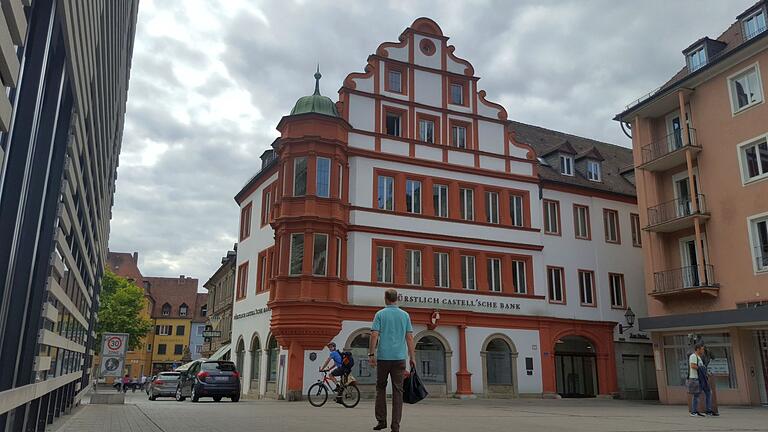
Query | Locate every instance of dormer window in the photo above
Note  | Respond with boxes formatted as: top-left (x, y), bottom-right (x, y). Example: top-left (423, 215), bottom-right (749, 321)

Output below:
top-left (743, 9), bottom-right (766, 40)
top-left (587, 160), bottom-right (601, 182)
top-left (688, 46), bottom-right (707, 72)
top-left (179, 303), bottom-right (188, 317)
top-left (161, 303), bottom-right (171, 316)
top-left (559, 155), bottom-right (574, 176)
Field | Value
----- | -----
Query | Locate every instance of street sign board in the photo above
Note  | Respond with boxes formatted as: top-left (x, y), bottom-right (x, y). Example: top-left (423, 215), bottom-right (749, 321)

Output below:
top-left (202, 330), bottom-right (222, 338)
top-left (100, 332), bottom-right (129, 378)
top-left (99, 355), bottom-right (125, 377)
top-left (101, 333), bottom-right (128, 356)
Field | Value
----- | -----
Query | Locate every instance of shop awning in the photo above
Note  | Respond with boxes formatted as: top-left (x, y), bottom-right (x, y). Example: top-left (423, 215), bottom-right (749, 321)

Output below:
top-left (639, 306), bottom-right (768, 332)
top-left (208, 343), bottom-right (231, 360)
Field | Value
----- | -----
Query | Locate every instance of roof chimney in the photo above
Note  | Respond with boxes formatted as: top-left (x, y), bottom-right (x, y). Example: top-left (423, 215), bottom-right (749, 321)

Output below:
top-left (133, 252), bottom-right (139, 263)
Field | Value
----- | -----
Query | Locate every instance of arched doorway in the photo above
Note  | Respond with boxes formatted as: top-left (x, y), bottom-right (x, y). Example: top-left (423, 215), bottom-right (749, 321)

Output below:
top-left (415, 333), bottom-right (451, 395)
top-left (345, 330), bottom-right (375, 385)
top-left (249, 334), bottom-right (261, 396)
top-left (481, 335), bottom-right (518, 397)
top-left (265, 336), bottom-right (279, 396)
top-left (554, 336), bottom-right (598, 398)
top-left (235, 338), bottom-right (245, 374)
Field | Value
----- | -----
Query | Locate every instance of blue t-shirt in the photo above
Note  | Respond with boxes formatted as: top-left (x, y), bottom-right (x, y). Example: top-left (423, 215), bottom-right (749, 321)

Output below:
top-left (329, 350), bottom-right (342, 368)
top-left (372, 305), bottom-right (413, 360)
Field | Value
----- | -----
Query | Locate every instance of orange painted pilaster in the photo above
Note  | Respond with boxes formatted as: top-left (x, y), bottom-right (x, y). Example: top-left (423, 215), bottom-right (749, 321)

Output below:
top-left (455, 325), bottom-right (473, 396)
top-left (286, 340), bottom-right (305, 400)
top-left (539, 326), bottom-right (556, 395)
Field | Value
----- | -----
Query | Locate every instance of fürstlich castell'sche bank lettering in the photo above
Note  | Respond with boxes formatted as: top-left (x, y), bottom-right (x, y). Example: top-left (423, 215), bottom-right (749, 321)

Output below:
top-left (0, 1), bottom-right (138, 430)
top-left (231, 18), bottom-right (651, 401)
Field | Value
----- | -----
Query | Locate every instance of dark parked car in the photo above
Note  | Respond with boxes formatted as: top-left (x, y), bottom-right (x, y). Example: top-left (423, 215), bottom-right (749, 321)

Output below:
top-left (148, 372), bottom-right (181, 400)
top-left (175, 360), bottom-right (241, 402)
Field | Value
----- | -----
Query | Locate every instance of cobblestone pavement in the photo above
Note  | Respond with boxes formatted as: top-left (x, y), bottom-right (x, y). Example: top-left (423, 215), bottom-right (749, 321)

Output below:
top-left (55, 391), bottom-right (768, 432)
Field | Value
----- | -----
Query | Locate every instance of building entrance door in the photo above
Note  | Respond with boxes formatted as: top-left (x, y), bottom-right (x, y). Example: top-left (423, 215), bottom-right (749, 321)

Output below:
top-left (756, 331), bottom-right (768, 405)
top-left (555, 336), bottom-right (598, 398)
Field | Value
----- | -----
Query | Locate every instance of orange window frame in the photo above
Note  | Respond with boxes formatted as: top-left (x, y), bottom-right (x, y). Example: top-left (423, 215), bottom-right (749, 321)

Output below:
top-left (384, 62), bottom-right (407, 95)
top-left (448, 77), bottom-right (469, 106)
top-left (578, 269), bottom-right (597, 307)
top-left (382, 105), bottom-right (408, 138)
top-left (546, 265), bottom-right (566, 305)
top-left (543, 199), bottom-right (561, 236)
top-left (603, 209), bottom-right (621, 244)
top-left (240, 202), bottom-right (252, 241)
top-left (609, 273), bottom-right (627, 310)
top-left (416, 112), bottom-right (440, 144)
top-left (236, 261), bottom-right (249, 300)
top-left (448, 118), bottom-right (472, 149)
top-left (573, 204), bottom-right (591, 240)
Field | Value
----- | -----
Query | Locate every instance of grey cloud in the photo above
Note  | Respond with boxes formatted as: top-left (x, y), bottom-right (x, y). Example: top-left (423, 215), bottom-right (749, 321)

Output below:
top-left (109, 0), bottom-right (755, 284)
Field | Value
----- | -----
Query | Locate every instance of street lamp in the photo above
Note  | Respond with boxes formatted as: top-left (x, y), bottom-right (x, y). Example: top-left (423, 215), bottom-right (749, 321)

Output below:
top-left (619, 307), bottom-right (636, 334)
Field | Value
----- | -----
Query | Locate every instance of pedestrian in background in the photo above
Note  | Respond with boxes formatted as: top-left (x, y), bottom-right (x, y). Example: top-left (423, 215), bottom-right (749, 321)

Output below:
top-left (688, 343), bottom-right (718, 417)
top-left (368, 289), bottom-right (416, 432)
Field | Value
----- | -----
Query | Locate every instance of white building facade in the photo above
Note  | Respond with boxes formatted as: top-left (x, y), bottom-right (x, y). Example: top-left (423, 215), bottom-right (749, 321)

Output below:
top-left (230, 18), bottom-right (652, 400)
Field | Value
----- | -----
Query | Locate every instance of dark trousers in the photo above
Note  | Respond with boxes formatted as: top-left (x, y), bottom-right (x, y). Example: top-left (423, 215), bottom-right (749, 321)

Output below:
top-left (375, 360), bottom-right (406, 431)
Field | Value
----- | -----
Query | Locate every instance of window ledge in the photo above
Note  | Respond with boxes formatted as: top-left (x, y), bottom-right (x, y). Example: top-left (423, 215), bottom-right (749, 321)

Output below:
top-left (732, 99), bottom-right (764, 117)
top-left (742, 172), bottom-right (768, 186)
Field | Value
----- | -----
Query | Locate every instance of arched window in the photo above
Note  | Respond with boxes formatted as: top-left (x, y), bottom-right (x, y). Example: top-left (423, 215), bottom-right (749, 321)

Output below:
top-left (235, 339), bottom-right (245, 373)
top-left (415, 336), bottom-right (446, 383)
top-left (267, 336), bottom-right (279, 382)
top-left (250, 334), bottom-right (261, 384)
top-left (161, 303), bottom-right (171, 316)
top-left (348, 332), bottom-right (375, 384)
top-left (486, 339), bottom-right (513, 385)
top-left (179, 303), bottom-right (189, 317)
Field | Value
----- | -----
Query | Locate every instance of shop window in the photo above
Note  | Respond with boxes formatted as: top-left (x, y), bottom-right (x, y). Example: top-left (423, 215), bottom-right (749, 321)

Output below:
top-left (663, 334), bottom-right (738, 389)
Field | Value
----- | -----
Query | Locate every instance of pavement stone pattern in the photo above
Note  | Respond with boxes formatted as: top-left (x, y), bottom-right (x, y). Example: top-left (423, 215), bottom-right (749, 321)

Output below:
top-left (55, 391), bottom-right (768, 432)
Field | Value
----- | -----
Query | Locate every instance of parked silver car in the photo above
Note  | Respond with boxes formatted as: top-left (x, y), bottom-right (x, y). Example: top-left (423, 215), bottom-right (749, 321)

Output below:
top-left (148, 372), bottom-right (181, 400)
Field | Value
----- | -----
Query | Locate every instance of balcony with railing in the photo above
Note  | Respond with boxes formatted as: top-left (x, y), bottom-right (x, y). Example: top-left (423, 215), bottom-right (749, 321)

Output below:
top-left (645, 194), bottom-right (709, 232)
top-left (638, 128), bottom-right (701, 172)
top-left (651, 264), bottom-right (718, 298)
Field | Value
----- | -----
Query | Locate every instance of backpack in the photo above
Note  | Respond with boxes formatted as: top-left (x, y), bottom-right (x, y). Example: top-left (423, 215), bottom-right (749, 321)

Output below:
top-left (340, 351), bottom-right (354, 371)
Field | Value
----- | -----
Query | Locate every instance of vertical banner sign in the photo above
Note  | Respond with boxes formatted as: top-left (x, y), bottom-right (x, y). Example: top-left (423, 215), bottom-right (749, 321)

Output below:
top-left (100, 333), bottom-right (129, 377)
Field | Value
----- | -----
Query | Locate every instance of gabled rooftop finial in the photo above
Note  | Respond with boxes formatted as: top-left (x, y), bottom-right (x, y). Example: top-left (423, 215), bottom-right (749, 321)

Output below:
top-left (313, 64), bottom-right (322, 95)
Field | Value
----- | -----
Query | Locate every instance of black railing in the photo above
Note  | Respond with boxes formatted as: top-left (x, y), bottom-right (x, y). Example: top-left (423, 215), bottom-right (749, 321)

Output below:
top-left (653, 264), bottom-right (716, 293)
top-left (641, 128), bottom-right (698, 165)
top-left (755, 246), bottom-right (768, 271)
top-left (647, 194), bottom-right (706, 227)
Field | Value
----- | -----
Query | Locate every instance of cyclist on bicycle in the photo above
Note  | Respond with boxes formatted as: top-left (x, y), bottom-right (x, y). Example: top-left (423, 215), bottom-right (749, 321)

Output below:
top-left (319, 342), bottom-right (346, 393)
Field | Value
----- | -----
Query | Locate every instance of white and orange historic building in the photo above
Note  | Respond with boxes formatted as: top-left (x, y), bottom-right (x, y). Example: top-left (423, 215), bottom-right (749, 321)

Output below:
top-left (230, 18), bottom-right (651, 401)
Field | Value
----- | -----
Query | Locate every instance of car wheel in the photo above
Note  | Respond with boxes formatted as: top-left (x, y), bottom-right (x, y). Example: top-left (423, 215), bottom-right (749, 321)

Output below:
top-left (175, 387), bottom-right (186, 402)
top-left (231, 394), bottom-right (240, 402)
top-left (213, 396), bottom-right (222, 402)
top-left (191, 386), bottom-right (200, 403)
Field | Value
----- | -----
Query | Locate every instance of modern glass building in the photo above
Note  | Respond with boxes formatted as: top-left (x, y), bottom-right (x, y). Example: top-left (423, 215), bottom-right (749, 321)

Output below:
top-left (0, 1), bottom-right (138, 430)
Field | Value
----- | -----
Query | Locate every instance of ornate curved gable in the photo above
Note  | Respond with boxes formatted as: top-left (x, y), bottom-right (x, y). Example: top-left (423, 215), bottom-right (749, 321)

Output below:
top-left (338, 18), bottom-right (536, 177)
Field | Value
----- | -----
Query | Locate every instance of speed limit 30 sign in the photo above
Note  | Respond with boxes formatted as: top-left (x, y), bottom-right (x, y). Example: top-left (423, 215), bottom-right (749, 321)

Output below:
top-left (101, 333), bottom-right (128, 356)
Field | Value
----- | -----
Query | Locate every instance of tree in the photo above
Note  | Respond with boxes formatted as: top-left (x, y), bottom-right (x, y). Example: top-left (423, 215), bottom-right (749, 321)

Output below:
top-left (96, 270), bottom-right (153, 352)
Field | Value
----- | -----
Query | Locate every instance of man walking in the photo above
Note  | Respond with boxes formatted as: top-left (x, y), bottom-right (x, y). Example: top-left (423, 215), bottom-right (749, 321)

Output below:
top-left (369, 289), bottom-right (416, 432)
top-left (688, 342), bottom-right (719, 417)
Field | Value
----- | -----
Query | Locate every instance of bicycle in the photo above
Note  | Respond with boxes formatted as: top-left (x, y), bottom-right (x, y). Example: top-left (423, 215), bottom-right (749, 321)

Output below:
top-left (307, 371), bottom-right (360, 408)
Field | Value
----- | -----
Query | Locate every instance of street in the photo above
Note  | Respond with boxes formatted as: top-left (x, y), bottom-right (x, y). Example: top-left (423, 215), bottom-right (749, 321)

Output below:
top-left (55, 391), bottom-right (768, 432)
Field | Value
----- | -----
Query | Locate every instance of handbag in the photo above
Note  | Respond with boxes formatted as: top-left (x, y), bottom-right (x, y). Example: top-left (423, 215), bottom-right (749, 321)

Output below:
top-left (403, 367), bottom-right (429, 404)
top-left (686, 378), bottom-right (701, 395)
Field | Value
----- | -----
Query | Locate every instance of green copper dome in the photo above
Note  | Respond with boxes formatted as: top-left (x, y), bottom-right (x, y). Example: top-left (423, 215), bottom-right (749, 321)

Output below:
top-left (289, 68), bottom-right (339, 118)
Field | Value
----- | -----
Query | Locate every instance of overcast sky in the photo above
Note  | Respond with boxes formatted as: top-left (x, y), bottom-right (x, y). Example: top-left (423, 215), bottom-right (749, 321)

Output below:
top-left (109, 0), bottom-right (752, 287)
